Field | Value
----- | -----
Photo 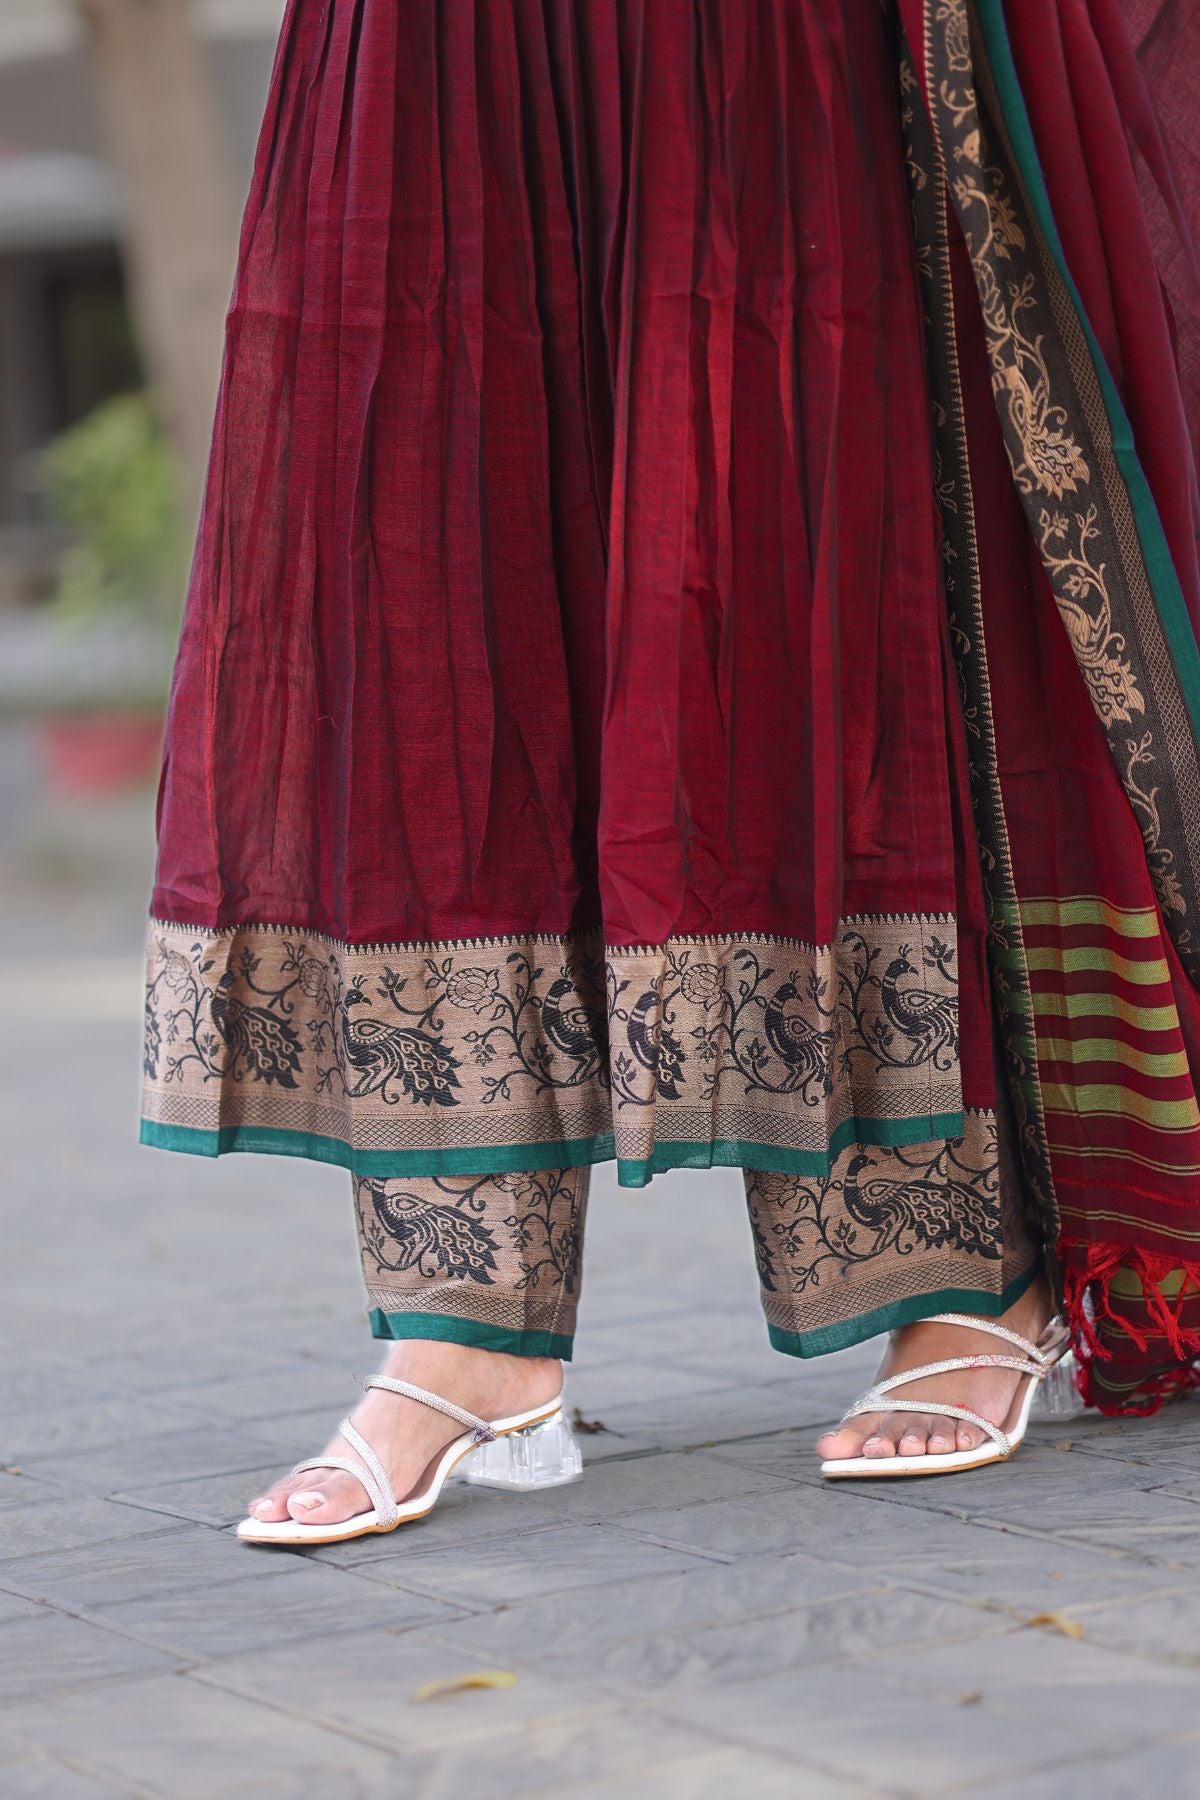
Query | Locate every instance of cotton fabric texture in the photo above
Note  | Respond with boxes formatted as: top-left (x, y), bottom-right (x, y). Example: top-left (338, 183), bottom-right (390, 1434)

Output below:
top-left (141, 0), bottom-right (1200, 1408)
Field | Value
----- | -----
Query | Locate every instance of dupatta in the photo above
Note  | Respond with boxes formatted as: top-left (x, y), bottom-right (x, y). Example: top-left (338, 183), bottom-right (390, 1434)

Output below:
top-left (900, 0), bottom-right (1200, 1409)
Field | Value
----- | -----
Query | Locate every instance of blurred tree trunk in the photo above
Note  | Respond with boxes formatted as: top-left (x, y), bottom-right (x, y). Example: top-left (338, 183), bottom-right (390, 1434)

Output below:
top-left (76, 0), bottom-right (237, 515)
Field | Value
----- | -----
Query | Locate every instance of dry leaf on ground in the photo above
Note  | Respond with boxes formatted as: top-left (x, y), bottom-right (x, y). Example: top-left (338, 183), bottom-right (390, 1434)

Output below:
top-left (410, 1671), bottom-right (518, 1703)
top-left (1023, 1612), bottom-right (1085, 1640)
top-left (572, 1408), bottom-right (607, 1434)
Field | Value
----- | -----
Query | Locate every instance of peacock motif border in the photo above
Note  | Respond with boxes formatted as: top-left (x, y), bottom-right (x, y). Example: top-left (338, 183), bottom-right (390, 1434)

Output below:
top-left (140, 913), bottom-right (964, 1184)
top-left (747, 1105), bottom-right (1024, 1354)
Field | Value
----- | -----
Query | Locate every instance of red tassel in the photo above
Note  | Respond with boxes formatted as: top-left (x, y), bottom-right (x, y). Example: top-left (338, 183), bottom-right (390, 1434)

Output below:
top-left (1059, 1238), bottom-right (1200, 1416)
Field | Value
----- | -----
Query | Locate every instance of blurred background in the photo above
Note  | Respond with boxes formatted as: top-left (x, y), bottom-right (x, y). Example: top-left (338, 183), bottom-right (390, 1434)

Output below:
top-left (0, 0), bottom-right (281, 950)
top-left (0, 0), bottom-right (375, 1370)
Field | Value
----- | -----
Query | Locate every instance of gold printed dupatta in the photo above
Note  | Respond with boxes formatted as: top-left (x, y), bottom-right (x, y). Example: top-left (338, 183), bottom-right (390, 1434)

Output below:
top-left (900, 0), bottom-right (1200, 1409)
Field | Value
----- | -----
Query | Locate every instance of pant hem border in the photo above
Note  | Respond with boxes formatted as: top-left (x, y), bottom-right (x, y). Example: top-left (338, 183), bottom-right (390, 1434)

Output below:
top-left (765, 1259), bottom-right (1041, 1360)
top-left (140, 1113), bottom-right (967, 1184)
top-left (367, 1308), bottom-right (574, 1361)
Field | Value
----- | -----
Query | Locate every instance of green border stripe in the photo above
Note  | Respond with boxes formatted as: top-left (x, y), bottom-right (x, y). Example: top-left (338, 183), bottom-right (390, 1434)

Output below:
top-left (1030, 991), bottom-right (1180, 1031)
top-left (614, 1114), bottom-right (964, 1187)
top-left (368, 1309), bottom-right (575, 1361)
top-left (1023, 948), bottom-right (1169, 984)
top-left (139, 1120), bottom-right (618, 1176)
top-left (767, 1261), bottom-right (1039, 1360)
top-left (979, 0), bottom-right (1200, 733)
top-left (141, 1111), bottom-right (966, 1185)
top-left (1040, 1082), bottom-right (1200, 1130)
top-left (1018, 898), bottom-right (1159, 937)
top-left (1038, 1038), bottom-right (1189, 1079)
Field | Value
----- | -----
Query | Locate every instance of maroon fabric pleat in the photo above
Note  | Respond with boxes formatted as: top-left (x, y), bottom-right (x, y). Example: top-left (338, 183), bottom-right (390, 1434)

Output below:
top-left (1110, 0), bottom-right (1200, 454)
top-left (154, 0), bottom-right (961, 957)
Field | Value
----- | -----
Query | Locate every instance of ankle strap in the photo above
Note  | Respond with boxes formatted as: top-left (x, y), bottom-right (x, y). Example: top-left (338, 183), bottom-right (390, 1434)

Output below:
top-left (366, 1375), bottom-right (496, 1444)
top-left (923, 1312), bottom-right (1053, 1367)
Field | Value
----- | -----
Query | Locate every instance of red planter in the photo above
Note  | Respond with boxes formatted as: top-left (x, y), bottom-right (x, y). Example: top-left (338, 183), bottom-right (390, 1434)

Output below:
top-left (40, 711), bottom-right (163, 796)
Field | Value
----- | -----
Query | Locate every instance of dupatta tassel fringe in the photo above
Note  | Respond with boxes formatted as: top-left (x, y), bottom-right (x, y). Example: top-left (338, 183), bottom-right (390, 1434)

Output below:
top-left (1061, 1237), bottom-right (1200, 1414)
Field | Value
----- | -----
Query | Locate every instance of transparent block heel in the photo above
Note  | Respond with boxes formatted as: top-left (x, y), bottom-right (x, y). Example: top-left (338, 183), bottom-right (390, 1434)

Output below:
top-left (1032, 1348), bottom-right (1088, 1421)
top-left (463, 1409), bottom-right (583, 1490)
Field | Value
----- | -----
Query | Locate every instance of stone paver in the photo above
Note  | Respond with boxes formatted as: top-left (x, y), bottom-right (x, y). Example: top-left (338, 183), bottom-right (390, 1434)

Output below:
top-left (0, 1613), bottom-right (179, 1708)
top-left (4, 712), bottom-right (1200, 1797)
top-left (10, 1674), bottom-right (403, 1799)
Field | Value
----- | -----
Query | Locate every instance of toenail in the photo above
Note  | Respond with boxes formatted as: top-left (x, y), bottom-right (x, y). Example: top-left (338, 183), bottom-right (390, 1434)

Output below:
top-left (253, 1499), bottom-right (274, 1518)
top-left (292, 1491), bottom-right (325, 1511)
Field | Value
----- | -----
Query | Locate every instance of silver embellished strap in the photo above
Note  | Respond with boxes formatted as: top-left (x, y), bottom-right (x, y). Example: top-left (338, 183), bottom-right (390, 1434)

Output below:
top-left (841, 1394), bottom-right (1011, 1453)
top-left (366, 1375), bottom-right (496, 1444)
top-left (289, 1444), bottom-right (395, 1523)
top-left (924, 1312), bottom-right (1050, 1366)
top-left (868, 1352), bottom-right (1045, 1401)
top-left (338, 1418), bottom-right (399, 1526)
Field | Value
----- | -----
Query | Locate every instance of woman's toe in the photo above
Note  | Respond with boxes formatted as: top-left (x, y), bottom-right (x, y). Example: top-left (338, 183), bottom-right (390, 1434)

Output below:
top-left (249, 1482), bottom-right (296, 1523)
top-left (816, 1422), bottom-right (872, 1460)
top-left (896, 1414), bottom-right (932, 1457)
top-left (956, 1420), bottom-right (987, 1451)
top-left (927, 1415), bottom-right (959, 1455)
top-left (284, 1469), bottom-right (369, 1524)
top-left (285, 1483), bottom-right (328, 1521)
top-left (861, 1416), bottom-right (903, 1457)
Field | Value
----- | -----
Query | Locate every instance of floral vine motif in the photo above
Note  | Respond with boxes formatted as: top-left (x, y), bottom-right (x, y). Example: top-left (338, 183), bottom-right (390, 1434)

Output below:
top-left (933, 8), bottom-right (1092, 513)
top-left (357, 1175), bottom-right (499, 1282)
top-left (605, 947), bottom-right (836, 1112)
top-left (935, 0), bottom-right (972, 76)
top-left (1038, 507), bottom-right (1143, 726)
top-left (434, 952), bottom-right (609, 1105)
top-left (1124, 733), bottom-right (1187, 919)
top-left (838, 931), bottom-right (958, 1074)
top-left (970, 248), bottom-right (1090, 504)
top-left (497, 1168), bottom-right (585, 1300)
top-left (748, 1132), bottom-right (1002, 1298)
top-left (899, 54), bottom-right (933, 273)
top-left (144, 934), bottom-right (305, 1088)
top-left (143, 933), bottom-right (470, 1108)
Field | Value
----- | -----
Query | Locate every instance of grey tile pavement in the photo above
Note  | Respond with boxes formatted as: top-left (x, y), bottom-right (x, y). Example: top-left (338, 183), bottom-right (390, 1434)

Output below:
top-left (3, 722), bottom-right (1200, 1797)
top-left (969, 1737), bottom-right (1200, 1799)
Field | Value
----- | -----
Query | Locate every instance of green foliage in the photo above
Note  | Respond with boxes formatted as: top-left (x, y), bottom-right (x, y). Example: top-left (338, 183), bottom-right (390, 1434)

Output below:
top-left (40, 392), bottom-right (186, 641)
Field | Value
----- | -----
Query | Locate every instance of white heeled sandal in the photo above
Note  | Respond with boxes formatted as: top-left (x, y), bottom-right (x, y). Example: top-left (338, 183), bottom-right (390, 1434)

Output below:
top-left (237, 1376), bottom-right (582, 1546)
top-left (820, 1312), bottom-right (1075, 1481)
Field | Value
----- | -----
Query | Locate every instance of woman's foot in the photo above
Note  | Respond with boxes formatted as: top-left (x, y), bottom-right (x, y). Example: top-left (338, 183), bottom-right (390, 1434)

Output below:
top-left (816, 1274), bottom-right (1054, 1463)
top-left (248, 1340), bottom-right (561, 1527)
